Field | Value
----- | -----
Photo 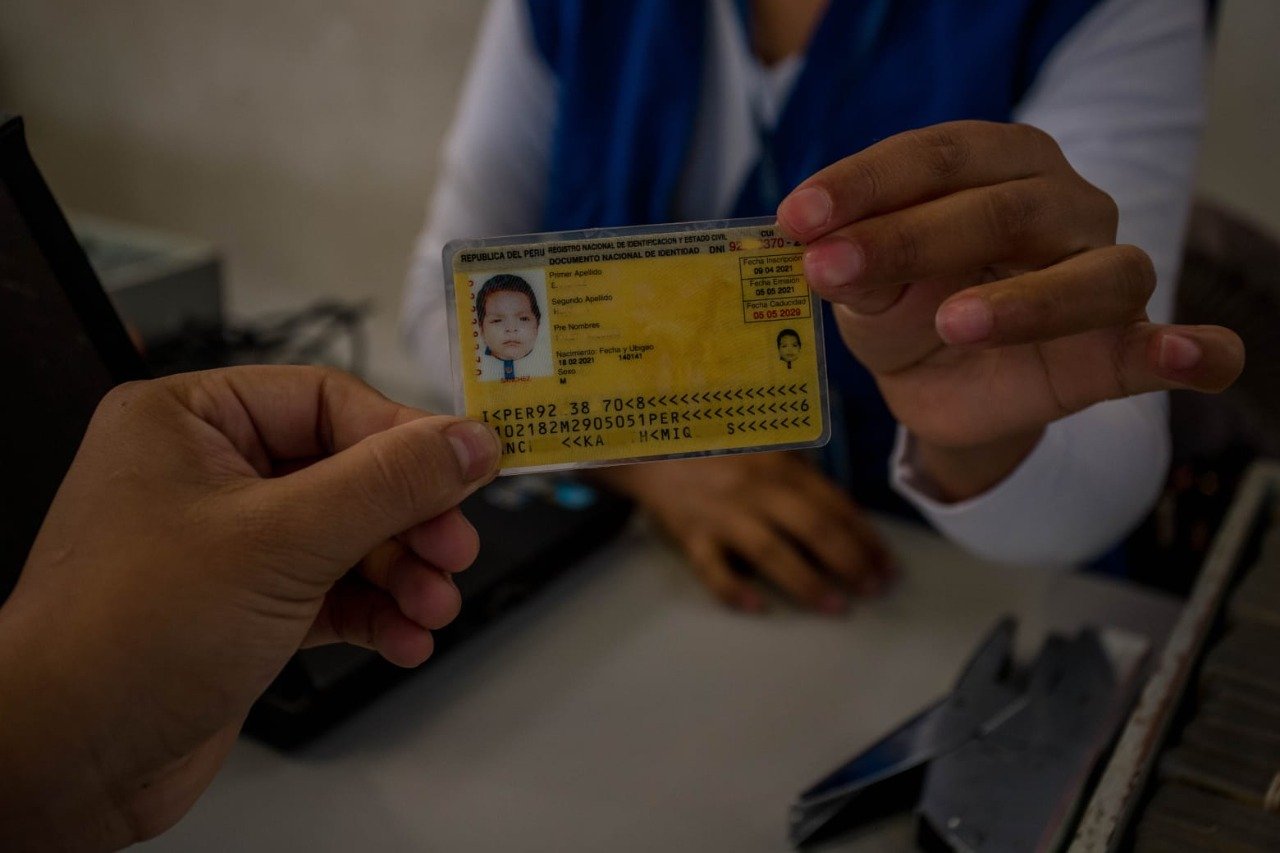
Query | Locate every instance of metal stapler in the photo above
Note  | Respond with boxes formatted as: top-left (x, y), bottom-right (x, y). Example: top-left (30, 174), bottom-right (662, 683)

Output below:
top-left (788, 617), bottom-right (1148, 851)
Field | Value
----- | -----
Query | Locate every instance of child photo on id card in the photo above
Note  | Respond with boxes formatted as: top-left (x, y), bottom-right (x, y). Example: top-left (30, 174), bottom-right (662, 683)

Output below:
top-left (474, 271), bottom-right (553, 382)
top-left (776, 328), bottom-right (802, 370)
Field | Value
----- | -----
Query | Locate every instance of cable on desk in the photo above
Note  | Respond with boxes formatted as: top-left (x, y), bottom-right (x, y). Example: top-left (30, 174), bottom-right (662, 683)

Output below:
top-left (142, 299), bottom-right (371, 377)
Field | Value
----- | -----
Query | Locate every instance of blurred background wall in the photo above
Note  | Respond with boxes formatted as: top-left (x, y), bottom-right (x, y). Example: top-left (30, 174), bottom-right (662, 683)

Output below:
top-left (0, 0), bottom-right (485, 405)
top-left (1198, 0), bottom-right (1280, 236)
top-left (0, 0), bottom-right (1276, 406)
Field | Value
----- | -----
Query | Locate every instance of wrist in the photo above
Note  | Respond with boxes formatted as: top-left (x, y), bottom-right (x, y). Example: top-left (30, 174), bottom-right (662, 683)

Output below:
top-left (910, 428), bottom-right (1045, 503)
top-left (0, 603), bottom-right (133, 850)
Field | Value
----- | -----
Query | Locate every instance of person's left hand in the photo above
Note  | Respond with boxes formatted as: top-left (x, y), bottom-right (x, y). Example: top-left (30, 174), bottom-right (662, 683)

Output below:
top-left (0, 366), bottom-right (500, 849)
top-left (777, 120), bottom-right (1245, 499)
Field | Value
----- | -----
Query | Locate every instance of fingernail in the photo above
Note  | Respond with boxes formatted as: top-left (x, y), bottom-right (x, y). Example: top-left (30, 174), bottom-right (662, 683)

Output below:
top-left (779, 186), bottom-right (832, 234)
top-left (446, 420), bottom-right (499, 481)
top-left (936, 297), bottom-right (994, 345)
top-left (1159, 333), bottom-right (1202, 372)
top-left (818, 591), bottom-right (848, 615)
top-left (804, 239), bottom-right (863, 290)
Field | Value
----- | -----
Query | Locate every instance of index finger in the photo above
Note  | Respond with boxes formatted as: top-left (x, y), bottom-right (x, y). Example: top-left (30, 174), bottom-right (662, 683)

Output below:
top-left (171, 365), bottom-right (428, 473)
top-left (787, 463), bottom-right (893, 569)
top-left (190, 366), bottom-right (499, 568)
top-left (776, 121), bottom-right (1060, 242)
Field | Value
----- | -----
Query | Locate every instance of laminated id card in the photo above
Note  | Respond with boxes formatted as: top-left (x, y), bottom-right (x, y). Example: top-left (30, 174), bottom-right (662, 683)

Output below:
top-left (444, 217), bottom-right (830, 474)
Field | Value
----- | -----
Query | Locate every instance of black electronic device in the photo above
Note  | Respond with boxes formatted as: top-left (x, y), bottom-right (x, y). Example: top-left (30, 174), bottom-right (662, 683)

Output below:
top-left (246, 475), bottom-right (631, 747)
top-left (0, 113), bottom-right (150, 603)
top-left (0, 113), bottom-right (632, 747)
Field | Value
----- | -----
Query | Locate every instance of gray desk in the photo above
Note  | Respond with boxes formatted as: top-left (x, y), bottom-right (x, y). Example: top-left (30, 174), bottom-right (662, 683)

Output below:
top-left (142, 517), bottom-right (1180, 852)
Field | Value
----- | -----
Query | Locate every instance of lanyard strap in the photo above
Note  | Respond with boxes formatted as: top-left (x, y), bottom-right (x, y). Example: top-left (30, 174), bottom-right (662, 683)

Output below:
top-left (732, 0), bottom-right (892, 207)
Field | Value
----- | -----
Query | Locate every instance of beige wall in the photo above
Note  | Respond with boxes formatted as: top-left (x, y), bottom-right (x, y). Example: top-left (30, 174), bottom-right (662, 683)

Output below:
top-left (1198, 0), bottom-right (1280, 236)
top-left (0, 1), bottom-right (485, 403)
top-left (1, 0), bottom-right (1277, 404)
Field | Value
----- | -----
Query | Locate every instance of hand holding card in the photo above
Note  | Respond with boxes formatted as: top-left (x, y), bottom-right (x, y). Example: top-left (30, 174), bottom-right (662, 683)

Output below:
top-left (777, 120), bottom-right (1245, 500)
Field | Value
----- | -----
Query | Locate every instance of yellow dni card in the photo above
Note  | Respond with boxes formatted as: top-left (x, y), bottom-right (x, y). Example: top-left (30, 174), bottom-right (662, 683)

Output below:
top-left (444, 217), bottom-right (830, 474)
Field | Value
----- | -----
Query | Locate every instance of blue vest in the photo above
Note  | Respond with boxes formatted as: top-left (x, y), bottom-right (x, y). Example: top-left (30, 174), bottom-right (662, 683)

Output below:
top-left (525, 0), bottom-right (1102, 511)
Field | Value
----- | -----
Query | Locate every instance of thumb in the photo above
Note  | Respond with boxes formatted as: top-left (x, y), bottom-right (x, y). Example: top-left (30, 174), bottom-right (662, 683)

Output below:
top-left (250, 416), bottom-right (500, 574)
top-left (1115, 322), bottom-right (1245, 398)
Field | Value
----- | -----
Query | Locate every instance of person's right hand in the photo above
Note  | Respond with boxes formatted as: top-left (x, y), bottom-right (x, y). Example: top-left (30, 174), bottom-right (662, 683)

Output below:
top-left (0, 366), bottom-right (499, 850)
top-left (777, 121), bottom-right (1245, 500)
top-left (596, 452), bottom-right (893, 613)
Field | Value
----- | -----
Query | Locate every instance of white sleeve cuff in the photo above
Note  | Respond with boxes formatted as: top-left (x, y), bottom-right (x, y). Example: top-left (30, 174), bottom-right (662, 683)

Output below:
top-left (890, 396), bottom-right (1170, 568)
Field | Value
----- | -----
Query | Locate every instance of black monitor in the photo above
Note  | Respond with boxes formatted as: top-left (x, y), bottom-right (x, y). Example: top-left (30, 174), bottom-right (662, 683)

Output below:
top-left (0, 113), bottom-right (148, 603)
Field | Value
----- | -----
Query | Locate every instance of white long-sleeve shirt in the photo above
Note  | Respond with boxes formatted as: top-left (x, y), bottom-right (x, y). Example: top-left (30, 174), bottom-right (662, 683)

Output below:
top-left (402, 0), bottom-right (1205, 567)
